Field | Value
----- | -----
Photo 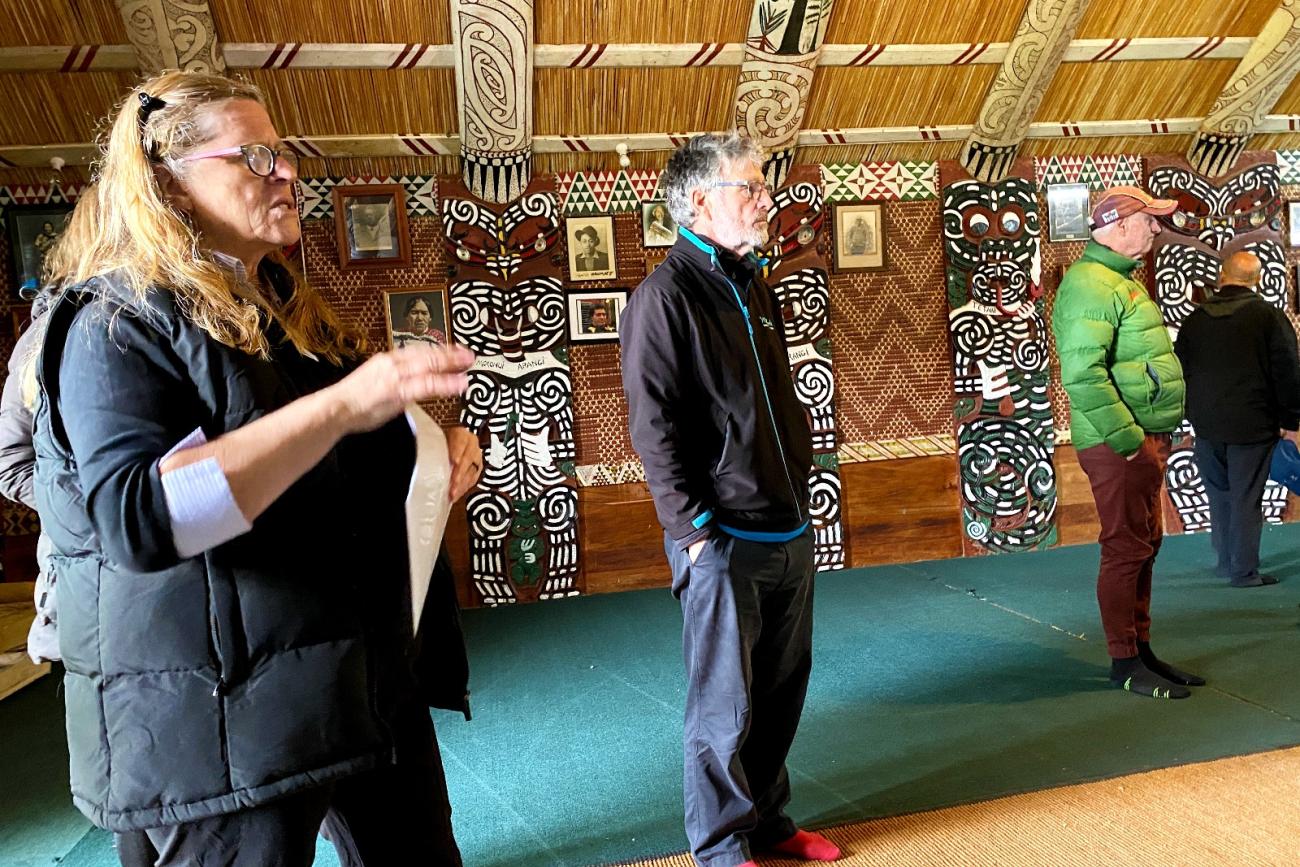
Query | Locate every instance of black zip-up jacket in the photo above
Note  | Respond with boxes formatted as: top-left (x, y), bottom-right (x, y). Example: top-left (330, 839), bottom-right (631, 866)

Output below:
top-left (621, 229), bottom-right (812, 548)
top-left (1175, 283), bottom-right (1300, 444)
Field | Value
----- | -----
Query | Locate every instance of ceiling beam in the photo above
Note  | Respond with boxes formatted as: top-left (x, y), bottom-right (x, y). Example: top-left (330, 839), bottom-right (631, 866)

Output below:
top-left (1188, 0), bottom-right (1300, 176)
top-left (449, 0), bottom-right (534, 203)
top-left (734, 0), bottom-right (839, 187)
top-left (113, 0), bottom-right (224, 73)
top-left (958, 0), bottom-right (1091, 182)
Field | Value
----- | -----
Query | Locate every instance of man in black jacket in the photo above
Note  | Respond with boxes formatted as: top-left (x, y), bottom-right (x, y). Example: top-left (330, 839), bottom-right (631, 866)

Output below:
top-left (621, 134), bottom-right (839, 867)
top-left (1175, 251), bottom-right (1300, 587)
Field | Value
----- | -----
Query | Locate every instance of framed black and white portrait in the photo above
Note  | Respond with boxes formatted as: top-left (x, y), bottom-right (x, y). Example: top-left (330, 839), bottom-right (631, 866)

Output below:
top-left (1047, 183), bottom-right (1091, 243)
top-left (6, 203), bottom-right (73, 299)
top-left (641, 200), bottom-right (678, 248)
top-left (566, 215), bottom-right (617, 281)
top-left (832, 203), bottom-right (885, 272)
top-left (567, 291), bottom-right (626, 343)
top-left (333, 184), bottom-right (411, 269)
top-left (1288, 201), bottom-right (1300, 248)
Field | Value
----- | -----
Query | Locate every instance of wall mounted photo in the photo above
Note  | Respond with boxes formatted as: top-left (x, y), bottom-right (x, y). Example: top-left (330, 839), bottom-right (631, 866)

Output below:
top-left (567, 291), bottom-right (626, 344)
top-left (384, 288), bottom-right (450, 350)
top-left (566, 215), bottom-right (617, 281)
top-left (6, 203), bottom-right (73, 299)
top-left (832, 202), bottom-right (886, 272)
top-left (333, 184), bottom-right (411, 269)
top-left (645, 251), bottom-right (667, 276)
top-left (1289, 201), bottom-right (1300, 247)
top-left (641, 201), bottom-right (679, 247)
top-left (1047, 183), bottom-right (1091, 243)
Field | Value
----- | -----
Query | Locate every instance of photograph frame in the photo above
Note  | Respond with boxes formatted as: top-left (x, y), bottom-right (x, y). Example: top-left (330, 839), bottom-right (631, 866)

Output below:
top-left (566, 214), bottom-right (618, 281)
top-left (383, 288), bottom-right (452, 351)
top-left (641, 200), bottom-right (679, 248)
top-left (832, 202), bottom-right (887, 273)
top-left (333, 183), bottom-right (412, 270)
top-left (6, 202), bottom-right (74, 299)
top-left (567, 290), bottom-right (627, 344)
top-left (1047, 183), bottom-right (1091, 243)
top-left (1289, 201), bottom-right (1300, 248)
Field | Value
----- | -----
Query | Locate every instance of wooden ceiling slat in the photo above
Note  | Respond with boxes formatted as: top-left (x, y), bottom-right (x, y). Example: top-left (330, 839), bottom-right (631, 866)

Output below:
top-left (1073, 0), bottom-right (1278, 39)
top-left (1038, 59), bottom-right (1241, 121)
top-left (209, 0), bottom-right (452, 43)
top-left (803, 66), bottom-right (998, 129)
top-left (0, 0), bottom-right (129, 46)
top-left (247, 69), bottom-right (459, 138)
top-left (534, 0), bottom-right (749, 44)
top-left (534, 68), bottom-right (737, 136)
top-left (822, 0), bottom-right (1026, 45)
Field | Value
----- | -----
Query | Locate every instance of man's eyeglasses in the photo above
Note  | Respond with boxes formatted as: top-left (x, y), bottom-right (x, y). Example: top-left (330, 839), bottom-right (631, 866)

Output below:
top-left (713, 180), bottom-right (770, 200)
top-left (178, 144), bottom-right (300, 178)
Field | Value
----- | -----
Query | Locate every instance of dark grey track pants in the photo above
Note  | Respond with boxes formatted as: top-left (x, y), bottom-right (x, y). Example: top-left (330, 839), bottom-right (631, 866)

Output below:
top-left (1194, 437), bottom-right (1274, 582)
top-left (666, 529), bottom-right (815, 867)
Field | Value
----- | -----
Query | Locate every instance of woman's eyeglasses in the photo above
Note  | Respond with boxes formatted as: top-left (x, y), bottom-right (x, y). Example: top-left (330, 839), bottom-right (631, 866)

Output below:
top-left (178, 144), bottom-right (300, 178)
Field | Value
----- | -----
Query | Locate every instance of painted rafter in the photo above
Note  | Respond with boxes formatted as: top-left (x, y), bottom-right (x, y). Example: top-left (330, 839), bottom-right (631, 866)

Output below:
top-left (0, 36), bottom-right (1253, 72)
top-left (11, 115), bottom-right (1300, 169)
top-left (113, 0), bottom-right (224, 73)
top-left (1188, 0), bottom-right (1300, 176)
top-left (450, 0), bottom-right (534, 203)
top-left (959, 0), bottom-right (1091, 183)
top-left (734, 0), bottom-right (839, 187)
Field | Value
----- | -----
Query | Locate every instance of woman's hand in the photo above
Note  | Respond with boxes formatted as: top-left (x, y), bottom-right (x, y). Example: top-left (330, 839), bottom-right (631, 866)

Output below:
top-left (445, 425), bottom-right (483, 502)
top-left (331, 344), bottom-right (475, 435)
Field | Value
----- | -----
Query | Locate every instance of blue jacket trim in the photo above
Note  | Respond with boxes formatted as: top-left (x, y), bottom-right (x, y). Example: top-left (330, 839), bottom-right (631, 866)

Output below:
top-left (718, 521), bottom-right (810, 543)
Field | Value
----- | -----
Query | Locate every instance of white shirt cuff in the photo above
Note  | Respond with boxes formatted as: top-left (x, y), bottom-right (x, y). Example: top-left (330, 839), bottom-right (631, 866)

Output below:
top-left (160, 428), bottom-right (252, 558)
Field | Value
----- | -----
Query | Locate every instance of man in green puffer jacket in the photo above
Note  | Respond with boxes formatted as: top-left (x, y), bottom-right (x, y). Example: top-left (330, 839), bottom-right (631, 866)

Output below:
top-left (1052, 185), bottom-right (1205, 700)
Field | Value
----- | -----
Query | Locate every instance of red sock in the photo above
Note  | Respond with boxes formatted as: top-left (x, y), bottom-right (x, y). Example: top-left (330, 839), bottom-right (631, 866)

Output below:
top-left (770, 829), bottom-right (842, 861)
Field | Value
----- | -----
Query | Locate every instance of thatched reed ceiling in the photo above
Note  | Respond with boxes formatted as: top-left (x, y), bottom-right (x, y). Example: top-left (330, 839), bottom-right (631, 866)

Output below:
top-left (0, 0), bottom-right (1294, 186)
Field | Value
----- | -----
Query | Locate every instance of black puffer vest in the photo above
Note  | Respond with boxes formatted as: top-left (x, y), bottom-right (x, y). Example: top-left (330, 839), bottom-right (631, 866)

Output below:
top-left (32, 267), bottom-right (466, 831)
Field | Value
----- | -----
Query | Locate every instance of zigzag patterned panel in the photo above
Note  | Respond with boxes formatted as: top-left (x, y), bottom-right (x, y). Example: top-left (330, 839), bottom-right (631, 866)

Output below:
top-left (297, 175), bottom-right (439, 221)
top-left (1033, 155), bottom-right (1143, 191)
top-left (819, 161), bottom-right (938, 201)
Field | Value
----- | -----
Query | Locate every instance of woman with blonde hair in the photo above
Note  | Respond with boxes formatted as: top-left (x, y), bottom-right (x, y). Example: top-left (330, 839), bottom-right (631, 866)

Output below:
top-left (33, 71), bottom-right (480, 865)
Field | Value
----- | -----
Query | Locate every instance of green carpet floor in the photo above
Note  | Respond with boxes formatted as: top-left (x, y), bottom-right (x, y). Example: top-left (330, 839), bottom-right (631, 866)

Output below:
top-left (4, 525), bottom-right (1299, 867)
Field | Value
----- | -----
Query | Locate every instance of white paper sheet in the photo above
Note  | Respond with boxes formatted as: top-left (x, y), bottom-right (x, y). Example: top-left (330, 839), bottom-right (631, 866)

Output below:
top-left (404, 407), bottom-right (452, 634)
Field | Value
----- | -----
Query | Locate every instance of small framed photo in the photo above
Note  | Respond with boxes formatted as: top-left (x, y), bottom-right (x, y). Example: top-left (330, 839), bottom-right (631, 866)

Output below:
top-left (832, 203), bottom-right (886, 272)
top-left (1289, 201), bottom-right (1300, 247)
top-left (333, 184), bottom-right (411, 269)
top-left (1047, 183), bottom-right (1091, 243)
top-left (6, 203), bottom-right (73, 299)
top-left (641, 200), bottom-right (679, 247)
top-left (566, 215), bottom-right (617, 281)
top-left (568, 291), bottom-right (626, 343)
top-left (645, 252), bottom-right (667, 276)
top-left (384, 288), bottom-right (450, 350)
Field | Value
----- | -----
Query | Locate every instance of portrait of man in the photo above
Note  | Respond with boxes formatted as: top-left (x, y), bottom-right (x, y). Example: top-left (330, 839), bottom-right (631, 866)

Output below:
top-left (1048, 183), bottom-right (1091, 242)
top-left (833, 203), bottom-right (885, 271)
top-left (845, 215), bottom-right (874, 256)
top-left (349, 200), bottom-right (396, 253)
top-left (8, 205), bottom-right (73, 298)
top-left (642, 201), bottom-right (679, 247)
top-left (567, 291), bottom-right (627, 342)
top-left (566, 216), bottom-right (617, 281)
top-left (584, 301), bottom-right (617, 334)
top-left (386, 290), bottom-right (449, 350)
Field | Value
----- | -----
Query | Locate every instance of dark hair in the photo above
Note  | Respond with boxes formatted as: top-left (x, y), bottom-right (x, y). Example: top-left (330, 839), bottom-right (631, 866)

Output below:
top-left (403, 295), bottom-right (431, 316)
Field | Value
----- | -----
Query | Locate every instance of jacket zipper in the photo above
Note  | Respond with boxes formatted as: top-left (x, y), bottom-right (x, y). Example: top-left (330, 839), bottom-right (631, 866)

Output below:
top-left (716, 267), bottom-right (805, 522)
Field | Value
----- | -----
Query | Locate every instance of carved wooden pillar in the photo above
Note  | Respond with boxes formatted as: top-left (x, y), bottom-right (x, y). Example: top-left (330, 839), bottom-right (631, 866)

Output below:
top-left (1189, 0), bottom-right (1300, 177)
top-left (959, 0), bottom-right (1090, 183)
top-left (451, 0), bottom-right (534, 204)
top-left (734, 0), bottom-right (837, 188)
top-left (115, 0), bottom-right (224, 73)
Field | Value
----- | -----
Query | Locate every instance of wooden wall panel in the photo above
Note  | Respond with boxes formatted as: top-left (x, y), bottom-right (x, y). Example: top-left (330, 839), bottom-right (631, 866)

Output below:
top-left (1054, 445), bottom-right (1102, 548)
top-left (842, 456), bottom-right (962, 568)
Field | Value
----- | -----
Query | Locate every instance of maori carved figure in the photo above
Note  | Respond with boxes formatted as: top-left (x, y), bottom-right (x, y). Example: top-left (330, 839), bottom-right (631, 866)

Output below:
top-left (115, 0), bottom-right (224, 73)
top-left (737, 0), bottom-right (837, 188)
top-left (1190, 0), bottom-right (1300, 176)
top-left (765, 176), bottom-right (844, 569)
top-left (942, 173), bottom-right (1056, 552)
top-left (960, 0), bottom-right (1089, 183)
top-left (1147, 156), bottom-right (1290, 530)
top-left (441, 190), bottom-right (578, 604)
top-left (451, 0), bottom-right (534, 203)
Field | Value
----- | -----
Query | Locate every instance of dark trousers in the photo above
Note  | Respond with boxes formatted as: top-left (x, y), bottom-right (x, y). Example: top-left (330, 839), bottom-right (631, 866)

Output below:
top-left (1076, 434), bottom-right (1170, 658)
top-left (666, 529), bottom-right (815, 867)
top-left (1194, 437), bottom-right (1274, 582)
top-left (121, 700), bottom-right (462, 867)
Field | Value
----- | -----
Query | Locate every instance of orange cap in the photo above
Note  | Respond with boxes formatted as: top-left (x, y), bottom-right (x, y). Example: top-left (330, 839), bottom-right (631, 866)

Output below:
top-left (1089, 185), bottom-right (1178, 230)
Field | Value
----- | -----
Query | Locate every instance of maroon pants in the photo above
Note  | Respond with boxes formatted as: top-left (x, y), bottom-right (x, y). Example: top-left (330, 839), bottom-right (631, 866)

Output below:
top-left (1075, 433), bottom-right (1171, 658)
